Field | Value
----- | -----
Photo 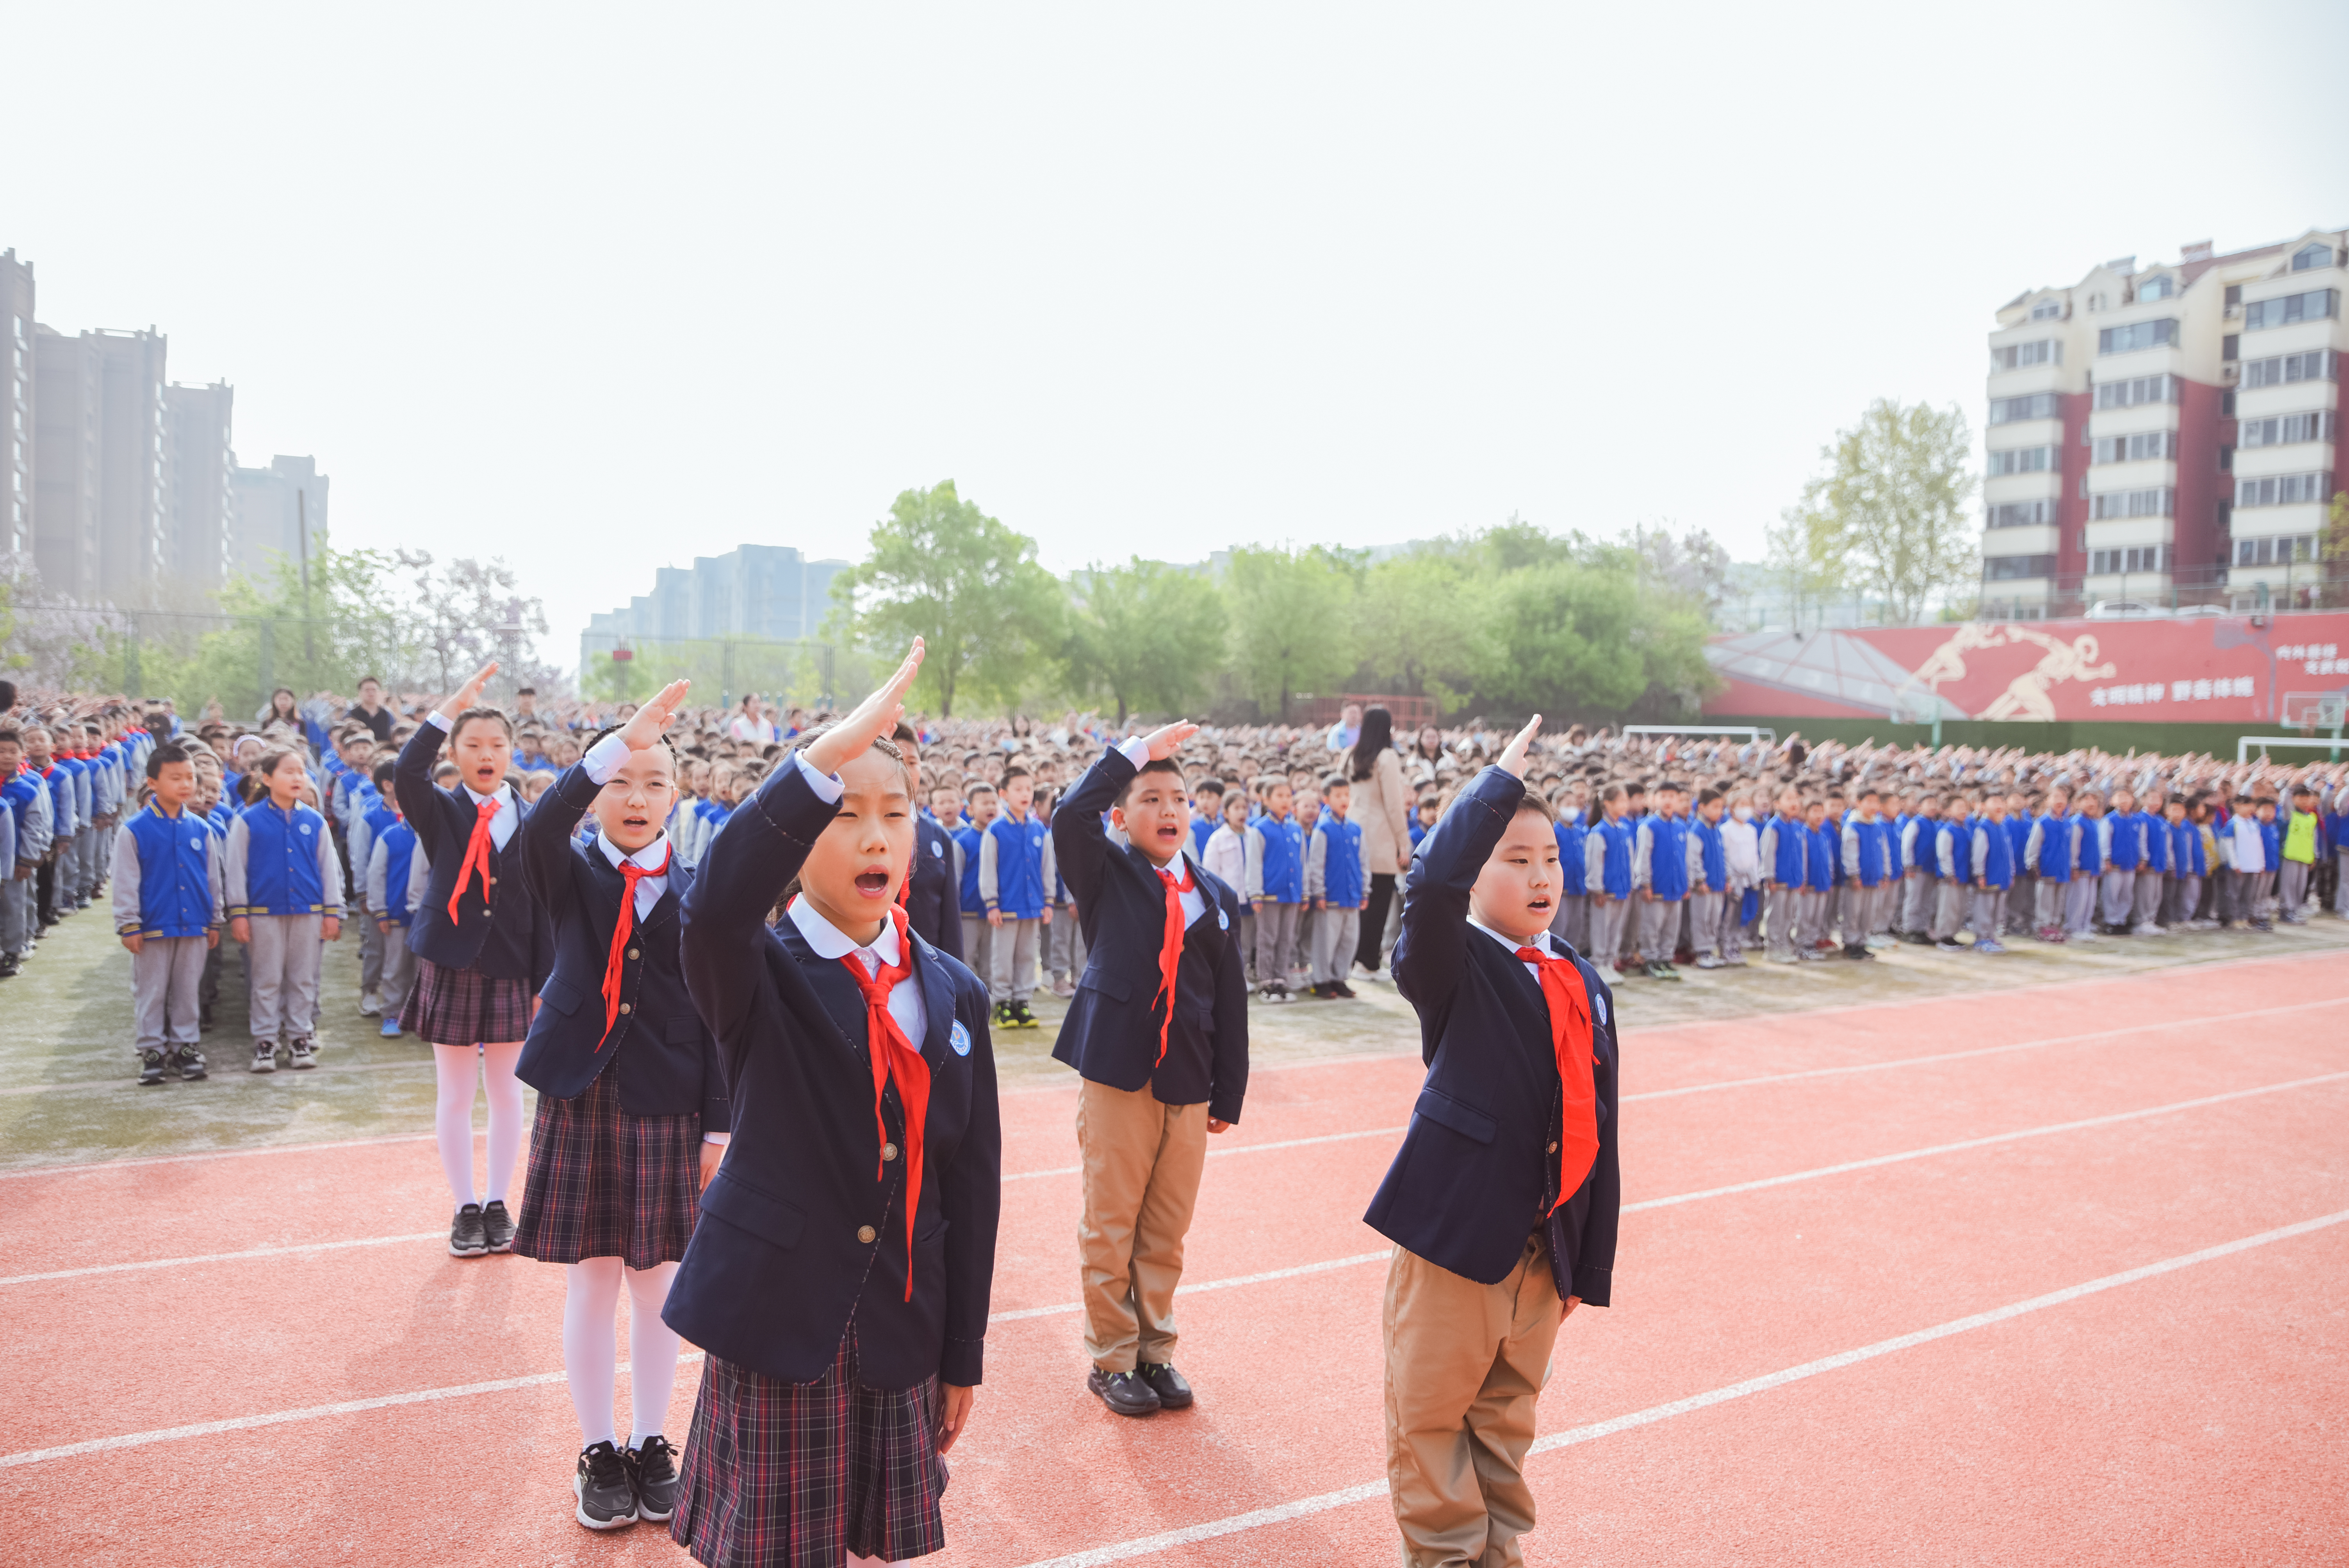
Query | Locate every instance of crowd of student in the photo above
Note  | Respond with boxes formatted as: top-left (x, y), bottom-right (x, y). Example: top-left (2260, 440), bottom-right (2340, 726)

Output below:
top-left (5, 666), bottom-right (2345, 1566)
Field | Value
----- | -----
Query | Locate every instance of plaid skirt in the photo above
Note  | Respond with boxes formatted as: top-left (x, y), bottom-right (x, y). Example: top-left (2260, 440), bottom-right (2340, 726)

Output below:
top-left (401, 956), bottom-right (532, 1045)
top-left (512, 1067), bottom-right (702, 1270)
top-left (671, 1329), bottom-right (947, 1566)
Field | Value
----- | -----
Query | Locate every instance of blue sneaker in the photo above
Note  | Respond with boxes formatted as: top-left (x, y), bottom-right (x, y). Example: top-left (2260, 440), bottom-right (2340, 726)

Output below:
top-left (380, 1017), bottom-right (405, 1037)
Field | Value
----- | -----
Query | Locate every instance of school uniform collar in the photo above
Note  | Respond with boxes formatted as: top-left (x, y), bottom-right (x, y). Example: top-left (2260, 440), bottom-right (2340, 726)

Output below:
top-left (596, 830), bottom-right (672, 873)
top-left (787, 895), bottom-right (902, 967)
top-left (781, 897), bottom-right (953, 1065)
top-left (1468, 917), bottom-right (1559, 964)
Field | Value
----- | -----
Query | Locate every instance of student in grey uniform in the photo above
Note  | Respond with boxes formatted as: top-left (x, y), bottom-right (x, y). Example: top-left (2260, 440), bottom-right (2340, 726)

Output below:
top-left (2, 721), bottom-right (56, 978)
top-left (1757, 791), bottom-right (1807, 963)
top-left (1582, 785), bottom-right (1634, 973)
top-left (112, 742), bottom-right (225, 1082)
top-left (367, 806), bottom-right (423, 1035)
top-left (1899, 799), bottom-right (1941, 939)
top-left (225, 747), bottom-right (346, 1072)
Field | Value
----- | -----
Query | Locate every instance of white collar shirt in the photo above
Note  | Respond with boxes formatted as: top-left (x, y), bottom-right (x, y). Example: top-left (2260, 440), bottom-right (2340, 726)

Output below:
top-left (596, 831), bottom-right (673, 919)
top-left (787, 893), bottom-right (929, 1053)
top-left (425, 709), bottom-right (519, 849)
top-left (1468, 916), bottom-right (1559, 983)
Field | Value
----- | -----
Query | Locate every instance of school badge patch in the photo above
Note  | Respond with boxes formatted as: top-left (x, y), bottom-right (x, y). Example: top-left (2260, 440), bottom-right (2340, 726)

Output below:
top-left (950, 1019), bottom-right (973, 1057)
top-left (1592, 992), bottom-right (1609, 1028)
top-left (931, 839), bottom-right (946, 858)
top-left (1216, 905), bottom-right (1230, 931)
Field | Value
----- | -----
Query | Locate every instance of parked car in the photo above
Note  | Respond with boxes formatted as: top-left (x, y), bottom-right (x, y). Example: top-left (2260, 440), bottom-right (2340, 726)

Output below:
top-left (2085, 599), bottom-right (2169, 620)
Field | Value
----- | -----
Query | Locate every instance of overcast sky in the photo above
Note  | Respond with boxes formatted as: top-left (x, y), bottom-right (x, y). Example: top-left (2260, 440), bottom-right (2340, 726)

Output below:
top-left (9, 2), bottom-right (2346, 669)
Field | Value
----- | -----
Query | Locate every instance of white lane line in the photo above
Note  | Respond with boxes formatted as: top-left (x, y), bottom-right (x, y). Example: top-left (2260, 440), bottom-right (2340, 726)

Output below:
top-left (0, 1055), bottom-right (438, 1100)
top-left (0, 1132), bottom-right (437, 1182)
top-left (1004, 1125), bottom-right (1409, 1183)
top-left (21, 1073), bottom-right (2344, 1293)
top-left (1623, 1071), bottom-right (2349, 1214)
top-left (0, 1231), bottom-right (445, 1288)
top-left (988, 1252), bottom-right (1390, 1323)
top-left (1625, 995), bottom-right (2349, 1104)
top-left (0, 1352), bottom-right (706, 1472)
top-left (1005, 1208), bottom-right (2349, 1567)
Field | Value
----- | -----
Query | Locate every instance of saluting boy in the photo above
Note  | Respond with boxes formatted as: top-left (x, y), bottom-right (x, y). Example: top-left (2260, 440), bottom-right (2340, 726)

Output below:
top-left (1366, 716), bottom-right (1619, 1568)
top-left (1052, 720), bottom-right (1249, 1418)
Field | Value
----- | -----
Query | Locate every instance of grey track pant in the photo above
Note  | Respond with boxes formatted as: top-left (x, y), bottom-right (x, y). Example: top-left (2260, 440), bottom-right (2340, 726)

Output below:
top-left (989, 916), bottom-right (1043, 1004)
top-left (379, 923), bottom-right (417, 1017)
top-left (1255, 901), bottom-right (1301, 985)
top-left (1765, 885), bottom-right (1803, 959)
top-left (1636, 897), bottom-right (1681, 961)
top-left (131, 935), bottom-right (208, 1054)
top-left (1311, 907), bottom-right (1362, 985)
top-left (246, 913), bottom-right (323, 1042)
top-left (2099, 870), bottom-right (2137, 927)
top-left (1584, 897), bottom-right (1627, 969)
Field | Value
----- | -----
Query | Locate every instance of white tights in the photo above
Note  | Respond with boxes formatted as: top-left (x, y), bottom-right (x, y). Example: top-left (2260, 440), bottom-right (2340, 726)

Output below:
top-left (562, 1258), bottom-right (684, 1449)
top-left (431, 1041), bottom-right (525, 1208)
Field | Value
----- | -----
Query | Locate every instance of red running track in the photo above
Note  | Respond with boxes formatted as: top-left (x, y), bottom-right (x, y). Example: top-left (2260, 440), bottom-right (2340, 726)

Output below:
top-left (4, 950), bottom-right (2344, 1565)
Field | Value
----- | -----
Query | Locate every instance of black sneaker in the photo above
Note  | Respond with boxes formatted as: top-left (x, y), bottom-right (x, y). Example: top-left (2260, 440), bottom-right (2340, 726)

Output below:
top-left (626, 1434), bottom-right (680, 1521)
top-left (139, 1049), bottom-right (167, 1085)
top-left (175, 1047), bottom-right (207, 1081)
top-left (481, 1200), bottom-right (516, 1253)
top-left (1331, 983), bottom-right (1359, 999)
top-left (449, 1204), bottom-right (489, 1258)
top-left (574, 1441), bottom-right (638, 1531)
top-left (1087, 1367), bottom-right (1161, 1417)
top-left (1137, 1361), bottom-right (1194, 1409)
top-left (0, 953), bottom-right (18, 979)
top-left (993, 1002), bottom-right (1018, 1030)
top-left (1011, 1001), bottom-right (1039, 1029)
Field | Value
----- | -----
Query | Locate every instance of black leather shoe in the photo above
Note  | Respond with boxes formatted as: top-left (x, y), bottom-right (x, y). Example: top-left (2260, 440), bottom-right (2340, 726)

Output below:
top-left (1087, 1367), bottom-right (1160, 1417)
top-left (1137, 1362), bottom-right (1193, 1409)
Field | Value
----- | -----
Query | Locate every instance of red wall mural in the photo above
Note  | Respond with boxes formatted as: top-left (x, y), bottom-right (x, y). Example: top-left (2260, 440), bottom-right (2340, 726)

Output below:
top-left (1704, 614), bottom-right (2349, 725)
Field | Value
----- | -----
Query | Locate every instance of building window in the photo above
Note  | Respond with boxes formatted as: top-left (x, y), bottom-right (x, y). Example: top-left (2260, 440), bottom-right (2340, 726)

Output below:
top-left (2090, 546), bottom-right (2170, 574)
top-left (2092, 432), bottom-right (2178, 464)
top-left (2089, 487), bottom-right (2176, 519)
top-left (2293, 242), bottom-right (2337, 272)
top-left (2223, 333), bottom-right (2239, 361)
top-left (1987, 500), bottom-right (2053, 528)
top-left (1987, 445), bottom-right (2055, 476)
top-left (2242, 288), bottom-right (2338, 330)
top-left (2225, 284), bottom-right (2243, 308)
top-left (2235, 472), bottom-right (2335, 508)
top-left (2030, 297), bottom-right (2065, 320)
top-left (2241, 349), bottom-right (2338, 388)
top-left (2138, 274), bottom-right (2174, 301)
top-left (2235, 535), bottom-right (2318, 566)
top-left (2220, 444), bottom-right (2234, 472)
top-left (2093, 373), bottom-right (2178, 409)
top-left (2239, 411), bottom-right (2338, 448)
top-left (2098, 318), bottom-right (2178, 354)
top-left (1988, 392), bottom-right (2060, 424)
top-left (1984, 554), bottom-right (2056, 581)
top-left (1991, 339), bottom-right (2060, 371)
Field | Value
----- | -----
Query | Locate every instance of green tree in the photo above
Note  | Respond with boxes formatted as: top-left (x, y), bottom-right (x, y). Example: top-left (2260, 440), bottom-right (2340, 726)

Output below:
top-left (1224, 545), bottom-right (1358, 722)
top-left (1471, 559), bottom-right (1651, 717)
top-left (1355, 548), bottom-right (1486, 714)
top-left (829, 481), bottom-right (1064, 717)
top-left (1064, 558), bottom-right (1230, 725)
top-left (1764, 502), bottom-right (1845, 630)
top-left (1794, 398), bottom-right (1978, 625)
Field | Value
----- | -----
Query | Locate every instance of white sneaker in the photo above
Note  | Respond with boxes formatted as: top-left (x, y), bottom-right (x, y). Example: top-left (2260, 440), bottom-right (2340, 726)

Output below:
top-left (250, 1041), bottom-right (278, 1074)
top-left (288, 1037), bottom-right (317, 1069)
top-left (2136, 923), bottom-right (2166, 936)
top-left (358, 992), bottom-right (382, 1016)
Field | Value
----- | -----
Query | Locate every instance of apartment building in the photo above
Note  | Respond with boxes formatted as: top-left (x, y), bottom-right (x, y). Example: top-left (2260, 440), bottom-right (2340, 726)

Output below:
top-left (1980, 227), bottom-right (2344, 617)
top-left (1, 251), bottom-right (30, 562)
top-left (228, 454), bottom-right (329, 578)
top-left (581, 543), bottom-right (850, 670)
top-left (164, 382), bottom-right (234, 597)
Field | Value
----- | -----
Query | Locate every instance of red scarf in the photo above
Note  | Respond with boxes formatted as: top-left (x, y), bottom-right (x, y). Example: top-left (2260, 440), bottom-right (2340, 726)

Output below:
top-left (598, 842), bottom-right (672, 1045)
top-left (838, 905), bottom-right (930, 1301)
top-left (1150, 859), bottom-right (1194, 1067)
top-left (1514, 943), bottom-right (1600, 1214)
top-left (447, 795), bottom-right (501, 924)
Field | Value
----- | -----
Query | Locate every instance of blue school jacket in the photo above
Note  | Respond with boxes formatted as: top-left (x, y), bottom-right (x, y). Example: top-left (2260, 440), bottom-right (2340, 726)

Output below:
top-left (120, 805), bottom-right (220, 939)
top-left (1766, 814), bottom-right (1808, 885)
top-left (230, 801), bottom-right (339, 918)
top-left (670, 760), bottom-right (1002, 1390)
top-left (905, 814), bottom-right (964, 962)
top-left (1640, 813), bottom-right (1689, 900)
top-left (1845, 815), bottom-right (1891, 887)
top-left (2169, 820), bottom-right (2204, 877)
top-left (1691, 817), bottom-right (1727, 893)
top-left (1973, 821), bottom-right (2014, 889)
top-left (1255, 813), bottom-right (1305, 903)
top-left (392, 720), bottom-right (542, 982)
top-left (2105, 811), bottom-right (2142, 870)
top-left (1366, 765), bottom-right (1620, 1306)
top-left (1555, 818), bottom-right (1588, 897)
top-left (515, 762), bottom-right (727, 1122)
top-left (1190, 816), bottom-right (1216, 859)
top-left (377, 820), bottom-right (419, 925)
top-left (1315, 814), bottom-right (1365, 907)
top-left (1592, 816), bottom-right (1634, 898)
top-left (1052, 748), bottom-right (1249, 1122)
top-left (985, 812), bottom-right (1050, 919)
top-left (1804, 824), bottom-right (1836, 892)
top-left (2139, 811), bottom-right (2170, 873)
top-left (2003, 812), bottom-right (2034, 874)
top-left (2070, 812), bottom-right (2104, 876)
top-left (953, 822), bottom-right (986, 913)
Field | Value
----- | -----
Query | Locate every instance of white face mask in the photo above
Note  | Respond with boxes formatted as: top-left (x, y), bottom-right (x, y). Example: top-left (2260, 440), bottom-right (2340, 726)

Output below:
top-left (1731, 805), bottom-right (1753, 821)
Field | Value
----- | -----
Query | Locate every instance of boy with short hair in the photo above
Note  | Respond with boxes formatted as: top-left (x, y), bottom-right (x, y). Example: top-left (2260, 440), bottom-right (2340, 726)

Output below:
top-left (1366, 716), bottom-right (1618, 1568)
top-left (2162, 794), bottom-right (2203, 930)
top-left (2099, 788), bottom-right (2142, 934)
top-left (1898, 795), bottom-right (1941, 944)
top-left (0, 726), bottom-right (52, 980)
top-left (1686, 788), bottom-right (1731, 968)
top-left (1629, 781), bottom-right (1686, 980)
top-left (1758, 788), bottom-right (1808, 962)
top-left (1799, 798), bottom-right (1836, 959)
top-left (1306, 772), bottom-right (1366, 999)
top-left (366, 779), bottom-right (421, 1038)
top-left (1839, 788), bottom-right (1891, 960)
top-left (113, 743), bottom-right (225, 1082)
top-left (2279, 786), bottom-right (2320, 924)
top-left (1968, 794), bottom-right (2012, 954)
top-left (1188, 777), bottom-right (1224, 858)
top-left (980, 767), bottom-right (1055, 1027)
top-left (2003, 792), bottom-right (2037, 937)
top-left (2024, 786), bottom-right (2071, 941)
top-left (2132, 790), bottom-right (2170, 934)
top-left (2066, 791), bottom-right (2105, 939)
top-left (957, 780), bottom-right (999, 989)
top-left (1583, 784), bottom-right (1634, 970)
top-left (1244, 779), bottom-right (1305, 1000)
top-left (1931, 795), bottom-right (1973, 949)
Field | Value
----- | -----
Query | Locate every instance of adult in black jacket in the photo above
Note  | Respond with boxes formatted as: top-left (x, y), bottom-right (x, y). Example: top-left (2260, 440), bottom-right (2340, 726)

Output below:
top-left (509, 679), bottom-right (727, 1531)
top-left (894, 720), bottom-right (964, 961)
top-left (1364, 716), bottom-right (1620, 1568)
top-left (665, 640), bottom-right (1002, 1567)
top-left (1050, 723), bottom-right (1249, 1418)
top-left (392, 659), bottom-right (545, 1260)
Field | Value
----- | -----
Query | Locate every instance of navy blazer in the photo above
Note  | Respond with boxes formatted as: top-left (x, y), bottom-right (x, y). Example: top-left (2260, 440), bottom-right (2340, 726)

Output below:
top-left (513, 761), bottom-right (728, 1124)
top-left (392, 720), bottom-right (541, 982)
top-left (1363, 766), bottom-right (1621, 1307)
top-left (905, 814), bottom-right (964, 962)
top-left (1050, 748), bottom-right (1249, 1124)
top-left (667, 761), bottom-right (1002, 1390)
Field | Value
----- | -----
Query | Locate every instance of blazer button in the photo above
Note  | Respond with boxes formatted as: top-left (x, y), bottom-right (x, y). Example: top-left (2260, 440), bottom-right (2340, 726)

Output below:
top-left (627, 948), bottom-right (640, 960)
top-left (857, 1225), bottom-right (877, 1244)
top-left (882, 1142), bottom-right (899, 1162)
top-left (1546, 1140), bottom-right (1559, 1153)
top-left (619, 1002), bottom-right (632, 1015)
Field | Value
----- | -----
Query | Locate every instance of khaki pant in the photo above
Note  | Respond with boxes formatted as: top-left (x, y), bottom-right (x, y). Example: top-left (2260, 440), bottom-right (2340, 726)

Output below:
top-left (1383, 1237), bottom-right (1562, 1568)
top-left (1076, 1078), bottom-right (1208, 1372)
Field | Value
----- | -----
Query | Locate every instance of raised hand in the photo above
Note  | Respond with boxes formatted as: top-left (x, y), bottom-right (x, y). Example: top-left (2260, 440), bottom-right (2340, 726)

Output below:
top-left (1496, 715), bottom-right (1543, 779)
top-left (436, 661), bottom-right (499, 720)
top-left (806, 639), bottom-right (924, 777)
top-left (618, 679), bottom-right (692, 750)
top-left (1138, 721), bottom-right (1198, 762)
